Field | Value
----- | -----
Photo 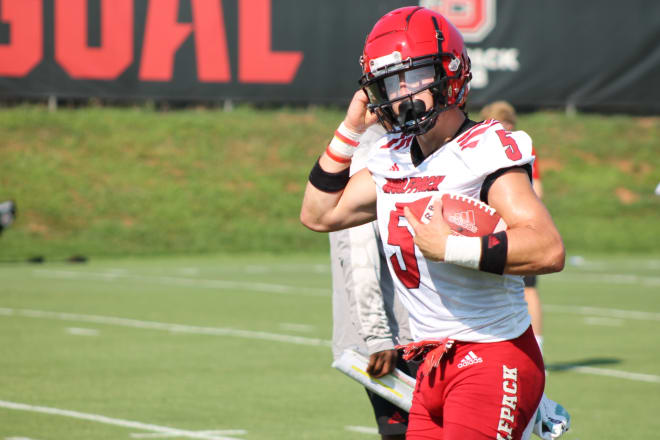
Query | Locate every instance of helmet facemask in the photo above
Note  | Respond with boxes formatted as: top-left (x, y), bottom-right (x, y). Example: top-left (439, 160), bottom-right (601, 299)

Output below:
top-left (360, 54), bottom-right (465, 136)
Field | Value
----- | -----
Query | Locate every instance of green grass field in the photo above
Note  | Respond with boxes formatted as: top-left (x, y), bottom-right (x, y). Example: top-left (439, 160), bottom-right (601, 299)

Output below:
top-left (1, 99), bottom-right (658, 440)
top-left (1, 253), bottom-right (659, 439)
top-left (1, 105), bottom-right (659, 261)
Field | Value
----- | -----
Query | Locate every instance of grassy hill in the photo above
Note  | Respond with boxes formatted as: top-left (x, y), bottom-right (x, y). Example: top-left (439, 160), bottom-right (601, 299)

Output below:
top-left (0, 104), bottom-right (659, 261)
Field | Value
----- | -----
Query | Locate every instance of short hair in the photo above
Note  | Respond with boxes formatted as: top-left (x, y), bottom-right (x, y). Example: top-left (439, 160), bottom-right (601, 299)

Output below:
top-left (481, 101), bottom-right (516, 126)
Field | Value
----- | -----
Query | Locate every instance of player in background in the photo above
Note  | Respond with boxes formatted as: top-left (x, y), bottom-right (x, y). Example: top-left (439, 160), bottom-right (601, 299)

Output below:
top-left (301, 7), bottom-right (565, 439)
top-left (480, 101), bottom-right (545, 353)
top-left (0, 200), bottom-right (16, 235)
top-left (330, 124), bottom-right (416, 439)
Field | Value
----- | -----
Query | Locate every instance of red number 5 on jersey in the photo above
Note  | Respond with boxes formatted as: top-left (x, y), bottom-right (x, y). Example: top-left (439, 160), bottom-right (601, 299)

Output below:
top-left (496, 129), bottom-right (522, 161)
top-left (387, 198), bottom-right (432, 289)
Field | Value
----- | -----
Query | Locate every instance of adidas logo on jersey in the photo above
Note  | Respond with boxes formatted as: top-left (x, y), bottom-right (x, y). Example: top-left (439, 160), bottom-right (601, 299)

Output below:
top-left (389, 163), bottom-right (400, 171)
top-left (457, 351), bottom-right (483, 369)
top-left (447, 210), bottom-right (478, 234)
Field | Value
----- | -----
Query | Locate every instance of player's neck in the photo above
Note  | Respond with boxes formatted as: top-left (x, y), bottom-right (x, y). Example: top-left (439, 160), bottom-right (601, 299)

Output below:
top-left (416, 109), bottom-right (466, 157)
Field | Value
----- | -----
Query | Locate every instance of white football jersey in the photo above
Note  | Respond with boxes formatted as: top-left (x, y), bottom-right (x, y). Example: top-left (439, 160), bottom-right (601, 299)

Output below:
top-left (366, 119), bottom-right (535, 343)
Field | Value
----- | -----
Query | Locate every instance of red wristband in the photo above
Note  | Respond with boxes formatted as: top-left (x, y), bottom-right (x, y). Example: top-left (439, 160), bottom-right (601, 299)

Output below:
top-left (325, 145), bottom-right (352, 164)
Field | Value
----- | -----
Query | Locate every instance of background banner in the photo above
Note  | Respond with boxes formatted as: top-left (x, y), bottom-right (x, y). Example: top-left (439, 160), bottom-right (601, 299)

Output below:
top-left (1, 0), bottom-right (659, 112)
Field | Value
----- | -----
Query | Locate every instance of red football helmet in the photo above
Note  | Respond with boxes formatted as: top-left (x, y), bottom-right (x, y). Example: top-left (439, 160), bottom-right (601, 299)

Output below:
top-left (359, 7), bottom-right (472, 135)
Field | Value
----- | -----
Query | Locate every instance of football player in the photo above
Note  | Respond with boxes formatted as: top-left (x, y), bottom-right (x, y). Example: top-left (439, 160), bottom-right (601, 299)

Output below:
top-left (301, 6), bottom-right (565, 439)
top-left (0, 200), bottom-right (16, 235)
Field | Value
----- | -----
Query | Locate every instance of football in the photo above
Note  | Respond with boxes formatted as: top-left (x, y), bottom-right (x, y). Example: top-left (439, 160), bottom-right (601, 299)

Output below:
top-left (418, 193), bottom-right (507, 236)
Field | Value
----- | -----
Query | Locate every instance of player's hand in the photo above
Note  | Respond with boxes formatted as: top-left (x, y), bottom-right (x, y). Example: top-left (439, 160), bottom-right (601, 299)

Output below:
top-left (404, 198), bottom-right (451, 262)
top-left (343, 89), bottom-right (379, 134)
top-left (367, 349), bottom-right (398, 378)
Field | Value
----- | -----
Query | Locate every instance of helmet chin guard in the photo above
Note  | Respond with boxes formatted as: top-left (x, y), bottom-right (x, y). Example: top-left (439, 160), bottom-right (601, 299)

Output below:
top-left (397, 99), bottom-right (427, 128)
top-left (359, 7), bottom-right (472, 136)
top-left (394, 96), bottom-right (439, 136)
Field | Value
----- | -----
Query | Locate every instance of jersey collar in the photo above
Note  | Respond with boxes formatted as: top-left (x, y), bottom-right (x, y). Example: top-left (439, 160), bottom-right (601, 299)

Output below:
top-left (410, 116), bottom-right (478, 167)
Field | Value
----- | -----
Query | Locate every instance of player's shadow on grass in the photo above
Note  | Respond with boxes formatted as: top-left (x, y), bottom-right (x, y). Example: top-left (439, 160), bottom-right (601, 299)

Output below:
top-left (546, 358), bottom-right (620, 373)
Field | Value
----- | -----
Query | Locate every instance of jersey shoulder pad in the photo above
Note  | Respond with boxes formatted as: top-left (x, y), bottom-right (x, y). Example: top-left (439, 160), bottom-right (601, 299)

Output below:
top-left (376, 132), bottom-right (414, 152)
top-left (351, 127), bottom-right (388, 173)
top-left (453, 120), bottom-right (534, 178)
top-left (367, 133), bottom-right (412, 167)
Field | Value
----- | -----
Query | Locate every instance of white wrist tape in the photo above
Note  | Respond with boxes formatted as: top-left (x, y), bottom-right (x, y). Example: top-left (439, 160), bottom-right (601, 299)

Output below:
top-left (444, 235), bottom-right (481, 269)
top-left (328, 122), bottom-right (362, 159)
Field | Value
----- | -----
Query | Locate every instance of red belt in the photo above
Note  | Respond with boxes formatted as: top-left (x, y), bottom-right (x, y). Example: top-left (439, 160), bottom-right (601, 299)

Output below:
top-left (397, 338), bottom-right (455, 376)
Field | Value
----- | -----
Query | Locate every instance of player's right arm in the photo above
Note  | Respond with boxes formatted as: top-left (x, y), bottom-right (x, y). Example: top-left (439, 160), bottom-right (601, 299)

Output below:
top-left (300, 168), bottom-right (377, 231)
top-left (300, 90), bottom-right (379, 232)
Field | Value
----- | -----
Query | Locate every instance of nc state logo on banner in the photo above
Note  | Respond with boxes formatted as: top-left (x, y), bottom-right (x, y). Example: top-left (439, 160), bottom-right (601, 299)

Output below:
top-left (419, 0), bottom-right (496, 43)
top-left (421, 0), bottom-right (519, 90)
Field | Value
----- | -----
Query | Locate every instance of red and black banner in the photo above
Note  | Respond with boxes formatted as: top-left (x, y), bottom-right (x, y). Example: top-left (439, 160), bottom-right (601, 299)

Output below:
top-left (1, 0), bottom-right (659, 112)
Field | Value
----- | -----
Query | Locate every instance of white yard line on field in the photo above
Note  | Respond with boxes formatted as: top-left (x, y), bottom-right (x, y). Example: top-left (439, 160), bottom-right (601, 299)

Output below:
top-left (65, 327), bottom-right (100, 336)
top-left (0, 308), bottom-right (331, 347)
top-left (583, 317), bottom-right (623, 327)
top-left (31, 269), bottom-right (330, 297)
top-left (130, 430), bottom-right (247, 439)
top-left (0, 400), bottom-right (244, 440)
top-left (543, 304), bottom-right (660, 322)
top-left (567, 257), bottom-right (660, 271)
top-left (553, 366), bottom-right (660, 384)
top-left (278, 322), bottom-right (315, 333)
top-left (345, 426), bottom-right (379, 435)
top-left (546, 271), bottom-right (660, 287)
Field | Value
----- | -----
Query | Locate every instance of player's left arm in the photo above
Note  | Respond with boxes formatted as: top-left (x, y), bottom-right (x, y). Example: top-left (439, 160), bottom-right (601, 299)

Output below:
top-left (488, 168), bottom-right (564, 275)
